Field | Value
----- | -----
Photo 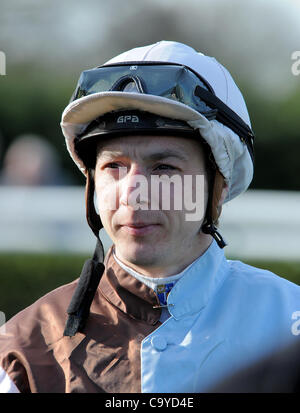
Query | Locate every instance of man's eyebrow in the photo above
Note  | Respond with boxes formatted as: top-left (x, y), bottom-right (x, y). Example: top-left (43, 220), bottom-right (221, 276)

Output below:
top-left (97, 150), bottom-right (189, 162)
top-left (145, 150), bottom-right (189, 162)
top-left (97, 151), bottom-right (123, 160)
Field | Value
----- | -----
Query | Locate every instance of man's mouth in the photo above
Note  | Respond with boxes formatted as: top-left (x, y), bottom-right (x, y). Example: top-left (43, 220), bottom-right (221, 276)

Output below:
top-left (120, 222), bottom-right (160, 236)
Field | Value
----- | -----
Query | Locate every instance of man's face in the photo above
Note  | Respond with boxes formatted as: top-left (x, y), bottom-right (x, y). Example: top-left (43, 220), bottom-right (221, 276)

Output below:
top-left (95, 134), bottom-right (212, 277)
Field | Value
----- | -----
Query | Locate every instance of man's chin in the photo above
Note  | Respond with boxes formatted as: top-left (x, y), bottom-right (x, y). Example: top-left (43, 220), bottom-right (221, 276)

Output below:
top-left (116, 242), bottom-right (162, 270)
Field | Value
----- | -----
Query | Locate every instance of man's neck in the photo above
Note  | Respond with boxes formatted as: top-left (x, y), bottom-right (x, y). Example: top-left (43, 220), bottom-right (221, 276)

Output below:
top-left (113, 237), bottom-right (213, 278)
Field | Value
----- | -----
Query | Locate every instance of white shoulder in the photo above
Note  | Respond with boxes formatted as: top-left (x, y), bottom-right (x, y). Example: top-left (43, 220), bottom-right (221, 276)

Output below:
top-left (0, 367), bottom-right (20, 393)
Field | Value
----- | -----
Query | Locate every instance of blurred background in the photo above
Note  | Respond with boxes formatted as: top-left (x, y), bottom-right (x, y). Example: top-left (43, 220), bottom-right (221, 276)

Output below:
top-left (0, 0), bottom-right (300, 320)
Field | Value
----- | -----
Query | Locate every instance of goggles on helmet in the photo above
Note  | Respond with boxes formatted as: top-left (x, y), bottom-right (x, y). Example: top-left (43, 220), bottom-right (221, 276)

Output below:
top-left (71, 62), bottom-right (254, 161)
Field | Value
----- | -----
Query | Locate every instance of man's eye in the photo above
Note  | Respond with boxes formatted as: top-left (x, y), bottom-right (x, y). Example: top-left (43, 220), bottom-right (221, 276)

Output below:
top-left (105, 162), bottom-right (121, 169)
top-left (154, 164), bottom-right (177, 171)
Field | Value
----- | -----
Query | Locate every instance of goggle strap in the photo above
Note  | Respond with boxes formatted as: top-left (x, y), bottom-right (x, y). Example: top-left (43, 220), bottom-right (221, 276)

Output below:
top-left (195, 85), bottom-right (252, 134)
top-left (216, 111), bottom-right (255, 164)
top-left (195, 86), bottom-right (254, 157)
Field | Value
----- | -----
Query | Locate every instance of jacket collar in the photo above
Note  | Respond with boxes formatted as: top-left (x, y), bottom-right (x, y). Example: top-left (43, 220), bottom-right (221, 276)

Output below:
top-left (167, 240), bottom-right (229, 319)
top-left (99, 240), bottom-right (228, 323)
top-left (99, 247), bottom-right (162, 325)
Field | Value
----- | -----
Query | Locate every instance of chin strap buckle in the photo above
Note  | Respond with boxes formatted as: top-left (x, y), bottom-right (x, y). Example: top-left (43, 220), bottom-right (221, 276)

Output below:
top-left (202, 223), bottom-right (227, 249)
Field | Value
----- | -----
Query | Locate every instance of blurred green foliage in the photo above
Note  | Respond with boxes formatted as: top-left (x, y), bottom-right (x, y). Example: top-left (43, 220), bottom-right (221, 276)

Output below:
top-left (0, 64), bottom-right (300, 189)
top-left (244, 88), bottom-right (300, 191)
top-left (0, 253), bottom-right (299, 322)
top-left (0, 65), bottom-right (86, 185)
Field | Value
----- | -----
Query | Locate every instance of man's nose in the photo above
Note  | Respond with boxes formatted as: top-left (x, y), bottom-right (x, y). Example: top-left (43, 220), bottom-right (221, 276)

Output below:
top-left (119, 166), bottom-right (150, 208)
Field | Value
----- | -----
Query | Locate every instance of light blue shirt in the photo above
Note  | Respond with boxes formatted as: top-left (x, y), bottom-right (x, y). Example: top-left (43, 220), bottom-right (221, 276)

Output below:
top-left (141, 240), bottom-right (300, 392)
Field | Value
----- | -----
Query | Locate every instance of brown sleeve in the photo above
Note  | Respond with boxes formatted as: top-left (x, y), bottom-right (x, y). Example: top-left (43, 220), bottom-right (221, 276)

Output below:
top-left (0, 281), bottom-right (77, 393)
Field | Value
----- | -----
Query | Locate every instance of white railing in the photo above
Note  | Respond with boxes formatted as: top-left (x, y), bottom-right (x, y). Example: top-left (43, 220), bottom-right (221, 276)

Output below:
top-left (0, 187), bottom-right (299, 260)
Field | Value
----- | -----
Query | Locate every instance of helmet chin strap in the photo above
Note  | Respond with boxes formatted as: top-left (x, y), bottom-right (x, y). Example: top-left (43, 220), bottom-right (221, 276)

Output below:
top-left (202, 223), bottom-right (227, 249)
top-left (85, 168), bottom-right (105, 262)
top-left (63, 169), bottom-right (105, 337)
top-left (201, 170), bottom-right (227, 249)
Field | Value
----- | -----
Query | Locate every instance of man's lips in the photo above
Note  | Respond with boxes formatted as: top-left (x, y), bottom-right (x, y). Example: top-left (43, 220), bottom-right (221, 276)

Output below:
top-left (120, 222), bottom-right (160, 236)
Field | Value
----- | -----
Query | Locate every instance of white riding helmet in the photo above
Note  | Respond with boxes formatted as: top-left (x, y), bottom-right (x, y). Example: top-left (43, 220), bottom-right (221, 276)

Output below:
top-left (61, 40), bottom-right (254, 204)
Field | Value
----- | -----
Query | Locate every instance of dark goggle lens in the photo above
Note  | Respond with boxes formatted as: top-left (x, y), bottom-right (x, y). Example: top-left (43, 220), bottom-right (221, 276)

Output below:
top-left (71, 63), bottom-right (254, 159)
top-left (72, 64), bottom-right (215, 116)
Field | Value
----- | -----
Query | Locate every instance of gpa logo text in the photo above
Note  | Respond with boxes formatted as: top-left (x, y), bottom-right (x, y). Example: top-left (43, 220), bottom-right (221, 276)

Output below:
top-left (0, 51), bottom-right (6, 76)
top-left (291, 51), bottom-right (300, 76)
top-left (117, 115), bottom-right (139, 123)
